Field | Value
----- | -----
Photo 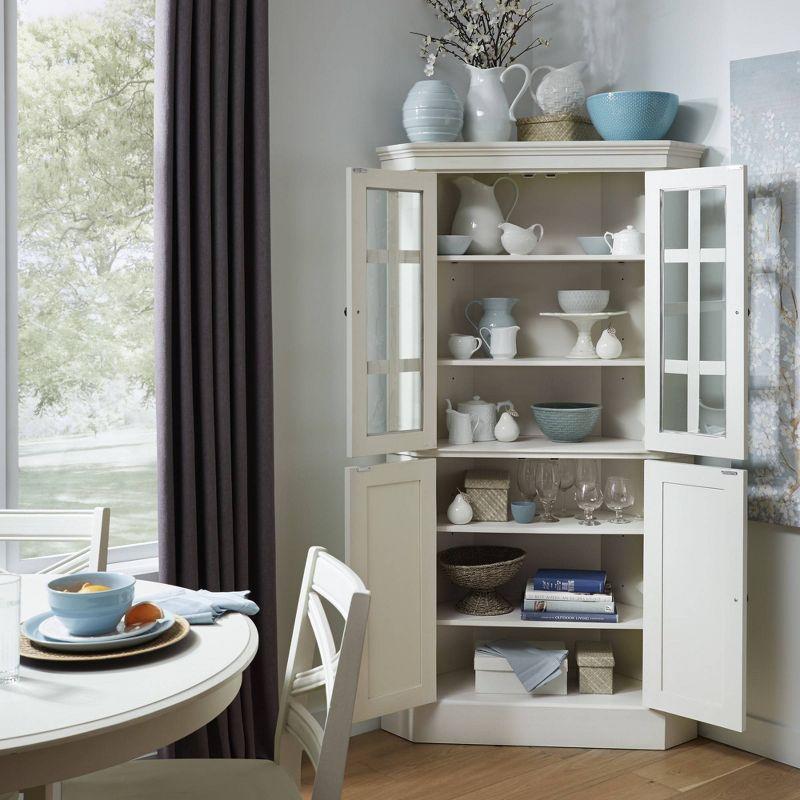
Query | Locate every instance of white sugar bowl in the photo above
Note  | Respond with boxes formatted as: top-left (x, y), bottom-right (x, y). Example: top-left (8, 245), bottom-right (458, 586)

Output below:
top-left (595, 327), bottom-right (623, 359)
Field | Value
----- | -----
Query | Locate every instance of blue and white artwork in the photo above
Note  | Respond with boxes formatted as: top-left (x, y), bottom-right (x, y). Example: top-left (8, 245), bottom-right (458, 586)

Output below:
top-left (731, 50), bottom-right (800, 525)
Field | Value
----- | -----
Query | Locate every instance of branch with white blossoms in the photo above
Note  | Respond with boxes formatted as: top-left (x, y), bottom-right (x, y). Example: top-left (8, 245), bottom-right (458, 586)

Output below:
top-left (412, 0), bottom-right (552, 76)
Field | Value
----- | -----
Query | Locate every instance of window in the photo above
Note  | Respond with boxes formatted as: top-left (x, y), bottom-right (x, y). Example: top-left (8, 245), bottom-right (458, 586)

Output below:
top-left (8, 0), bottom-right (156, 568)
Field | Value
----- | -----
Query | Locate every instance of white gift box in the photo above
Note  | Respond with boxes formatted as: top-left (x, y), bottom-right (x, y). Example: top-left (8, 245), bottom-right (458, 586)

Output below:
top-left (474, 640), bottom-right (568, 695)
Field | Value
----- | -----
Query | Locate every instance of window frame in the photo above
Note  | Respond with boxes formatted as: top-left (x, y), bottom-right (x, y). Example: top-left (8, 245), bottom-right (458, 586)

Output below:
top-left (0, 1), bottom-right (158, 573)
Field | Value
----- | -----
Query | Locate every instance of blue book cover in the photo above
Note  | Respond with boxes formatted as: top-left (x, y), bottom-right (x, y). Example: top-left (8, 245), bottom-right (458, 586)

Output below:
top-left (532, 569), bottom-right (607, 594)
top-left (521, 610), bottom-right (618, 623)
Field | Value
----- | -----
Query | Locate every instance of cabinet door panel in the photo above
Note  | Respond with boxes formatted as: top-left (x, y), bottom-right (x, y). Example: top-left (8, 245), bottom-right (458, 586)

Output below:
top-left (347, 168), bottom-right (437, 457)
top-left (346, 459), bottom-right (436, 721)
top-left (643, 461), bottom-right (747, 731)
top-left (645, 166), bottom-right (747, 459)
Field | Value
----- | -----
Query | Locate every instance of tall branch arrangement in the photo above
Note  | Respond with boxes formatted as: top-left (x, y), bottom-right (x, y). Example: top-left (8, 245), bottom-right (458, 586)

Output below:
top-left (412, 0), bottom-right (551, 76)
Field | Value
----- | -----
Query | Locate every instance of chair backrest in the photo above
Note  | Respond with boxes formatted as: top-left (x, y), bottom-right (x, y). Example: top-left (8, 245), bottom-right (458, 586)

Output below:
top-left (274, 546), bottom-right (370, 800)
top-left (0, 508), bottom-right (111, 573)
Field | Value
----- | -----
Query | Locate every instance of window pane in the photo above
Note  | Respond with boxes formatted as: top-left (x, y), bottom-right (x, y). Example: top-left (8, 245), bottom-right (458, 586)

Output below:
top-left (17, 0), bottom-right (156, 556)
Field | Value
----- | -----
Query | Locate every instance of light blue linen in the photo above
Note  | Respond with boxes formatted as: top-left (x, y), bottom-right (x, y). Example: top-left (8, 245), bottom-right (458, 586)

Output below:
top-left (477, 639), bottom-right (568, 692)
top-left (138, 587), bottom-right (259, 624)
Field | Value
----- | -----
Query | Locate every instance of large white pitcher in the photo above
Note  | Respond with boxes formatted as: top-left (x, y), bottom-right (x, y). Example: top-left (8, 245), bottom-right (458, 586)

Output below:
top-left (463, 63), bottom-right (531, 142)
top-left (452, 175), bottom-right (519, 255)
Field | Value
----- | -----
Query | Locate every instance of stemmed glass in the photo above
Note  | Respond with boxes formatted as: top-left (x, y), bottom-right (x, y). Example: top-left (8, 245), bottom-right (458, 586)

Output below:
top-left (555, 460), bottom-right (575, 518)
top-left (536, 460), bottom-right (560, 523)
top-left (516, 460), bottom-right (538, 502)
top-left (605, 476), bottom-right (634, 524)
top-left (576, 480), bottom-right (604, 526)
top-left (574, 460), bottom-right (599, 518)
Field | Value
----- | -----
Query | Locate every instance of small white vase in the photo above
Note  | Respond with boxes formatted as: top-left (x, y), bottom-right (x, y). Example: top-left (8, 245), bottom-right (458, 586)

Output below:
top-left (595, 327), bottom-right (623, 359)
top-left (447, 492), bottom-right (474, 525)
top-left (494, 409), bottom-right (520, 442)
top-left (463, 64), bottom-right (530, 142)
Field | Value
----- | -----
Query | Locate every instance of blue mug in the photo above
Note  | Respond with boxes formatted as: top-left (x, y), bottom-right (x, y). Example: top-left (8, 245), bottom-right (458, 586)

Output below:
top-left (511, 500), bottom-right (536, 524)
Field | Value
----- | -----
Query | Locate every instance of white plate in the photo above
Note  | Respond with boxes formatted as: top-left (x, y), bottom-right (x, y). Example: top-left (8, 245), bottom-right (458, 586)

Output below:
top-left (23, 611), bottom-right (176, 653)
top-left (39, 614), bottom-right (159, 643)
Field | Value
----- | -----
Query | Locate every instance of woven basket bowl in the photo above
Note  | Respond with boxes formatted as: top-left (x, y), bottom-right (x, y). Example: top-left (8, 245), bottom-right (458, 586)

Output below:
top-left (438, 545), bottom-right (526, 616)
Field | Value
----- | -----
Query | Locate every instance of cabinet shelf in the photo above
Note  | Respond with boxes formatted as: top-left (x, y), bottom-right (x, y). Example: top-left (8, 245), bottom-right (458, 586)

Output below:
top-left (437, 601), bottom-right (643, 629)
top-left (436, 514), bottom-right (643, 536)
top-left (414, 436), bottom-right (668, 460)
top-left (438, 254), bottom-right (644, 264)
top-left (438, 357), bottom-right (644, 367)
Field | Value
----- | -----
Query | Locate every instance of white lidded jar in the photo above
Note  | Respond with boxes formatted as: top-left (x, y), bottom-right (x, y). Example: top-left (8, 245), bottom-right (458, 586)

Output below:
top-left (447, 491), bottom-right (474, 525)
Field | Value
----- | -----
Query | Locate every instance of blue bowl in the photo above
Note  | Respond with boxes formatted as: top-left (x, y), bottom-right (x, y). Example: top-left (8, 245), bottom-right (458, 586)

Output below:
top-left (532, 402), bottom-right (602, 443)
top-left (511, 500), bottom-right (537, 524)
top-left (586, 91), bottom-right (678, 140)
top-left (47, 572), bottom-right (135, 636)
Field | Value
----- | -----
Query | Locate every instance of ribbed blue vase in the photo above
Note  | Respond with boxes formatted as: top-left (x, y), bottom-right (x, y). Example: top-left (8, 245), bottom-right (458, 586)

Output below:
top-left (402, 80), bottom-right (463, 143)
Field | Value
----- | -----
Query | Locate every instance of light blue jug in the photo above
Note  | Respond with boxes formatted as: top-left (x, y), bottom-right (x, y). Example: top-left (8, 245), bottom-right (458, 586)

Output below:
top-left (465, 297), bottom-right (519, 355)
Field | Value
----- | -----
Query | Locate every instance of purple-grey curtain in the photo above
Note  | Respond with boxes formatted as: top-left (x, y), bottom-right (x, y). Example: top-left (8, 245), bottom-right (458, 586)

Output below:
top-left (154, 0), bottom-right (277, 759)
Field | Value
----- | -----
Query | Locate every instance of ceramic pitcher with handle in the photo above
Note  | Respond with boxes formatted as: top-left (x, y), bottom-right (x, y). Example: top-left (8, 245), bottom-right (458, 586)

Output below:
top-left (465, 297), bottom-right (518, 354)
top-left (463, 63), bottom-right (531, 142)
top-left (452, 176), bottom-right (519, 255)
top-left (530, 61), bottom-right (587, 115)
top-left (445, 399), bottom-right (480, 445)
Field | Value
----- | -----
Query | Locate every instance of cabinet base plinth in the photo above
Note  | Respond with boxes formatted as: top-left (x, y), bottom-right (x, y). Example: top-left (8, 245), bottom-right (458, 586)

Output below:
top-left (381, 670), bottom-right (697, 750)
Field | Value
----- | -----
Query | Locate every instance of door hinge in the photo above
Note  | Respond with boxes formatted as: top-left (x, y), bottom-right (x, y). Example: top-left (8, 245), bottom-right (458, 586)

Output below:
top-left (353, 167), bottom-right (368, 174)
top-left (721, 470), bottom-right (738, 475)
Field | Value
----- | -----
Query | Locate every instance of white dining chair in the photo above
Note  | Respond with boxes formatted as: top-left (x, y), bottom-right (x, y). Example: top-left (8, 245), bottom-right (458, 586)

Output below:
top-left (0, 508), bottom-right (111, 574)
top-left (62, 546), bottom-right (371, 800)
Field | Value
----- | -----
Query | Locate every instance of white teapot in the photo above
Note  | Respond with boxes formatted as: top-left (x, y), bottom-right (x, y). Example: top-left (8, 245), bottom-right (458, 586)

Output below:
top-left (457, 396), bottom-right (513, 441)
top-left (604, 225), bottom-right (644, 256)
top-left (498, 222), bottom-right (544, 255)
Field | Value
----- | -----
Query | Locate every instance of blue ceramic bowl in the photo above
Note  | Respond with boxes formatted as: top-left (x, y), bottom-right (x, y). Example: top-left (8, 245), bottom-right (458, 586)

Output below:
top-left (47, 572), bottom-right (135, 636)
top-left (511, 500), bottom-right (537, 524)
top-left (532, 402), bottom-right (602, 443)
top-left (586, 91), bottom-right (678, 140)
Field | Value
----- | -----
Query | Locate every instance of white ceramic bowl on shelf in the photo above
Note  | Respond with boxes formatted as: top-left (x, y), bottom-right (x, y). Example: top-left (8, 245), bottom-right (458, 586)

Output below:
top-left (438, 235), bottom-right (473, 256)
top-left (576, 235), bottom-right (612, 255)
top-left (557, 289), bottom-right (610, 314)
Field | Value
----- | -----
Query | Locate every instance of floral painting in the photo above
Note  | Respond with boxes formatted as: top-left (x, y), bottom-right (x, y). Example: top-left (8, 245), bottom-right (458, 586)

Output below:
top-left (731, 50), bottom-right (800, 525)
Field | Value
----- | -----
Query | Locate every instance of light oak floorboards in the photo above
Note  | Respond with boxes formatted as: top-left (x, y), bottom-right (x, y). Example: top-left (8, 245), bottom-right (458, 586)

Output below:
top-left (302, 732), bottom-right (800, 799)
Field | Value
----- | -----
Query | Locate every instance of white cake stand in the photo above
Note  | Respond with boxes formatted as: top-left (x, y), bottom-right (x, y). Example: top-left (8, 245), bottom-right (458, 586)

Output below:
top-left (539, 311), bottom-right (628, 359)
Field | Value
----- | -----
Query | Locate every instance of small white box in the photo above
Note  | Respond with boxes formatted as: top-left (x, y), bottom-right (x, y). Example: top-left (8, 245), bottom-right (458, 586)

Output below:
top-left (474, 641), bottom-right (568, 695)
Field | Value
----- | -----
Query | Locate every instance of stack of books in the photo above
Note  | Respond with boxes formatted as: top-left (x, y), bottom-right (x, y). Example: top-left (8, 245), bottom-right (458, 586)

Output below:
top-left (521, 569), bottom-right (618, 623)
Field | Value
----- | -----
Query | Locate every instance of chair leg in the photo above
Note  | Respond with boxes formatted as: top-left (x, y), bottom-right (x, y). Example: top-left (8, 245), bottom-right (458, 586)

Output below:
top-left (23, 784), bottom-right (61, 800)
top-left (279, 734), bottom-right (303, 788)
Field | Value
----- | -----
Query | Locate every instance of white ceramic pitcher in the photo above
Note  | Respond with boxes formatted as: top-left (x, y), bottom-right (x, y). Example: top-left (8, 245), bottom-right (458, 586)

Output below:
top-left (480, 325), bottom-right (520, 360)
top-left (530, 61), bottom-right (587, 115)
top-left (445, 399), bottom-right (480, 445)
top-left (463, 63), bottom-right (531, 142)
top-left (452, 175), bottom-right (519, 255)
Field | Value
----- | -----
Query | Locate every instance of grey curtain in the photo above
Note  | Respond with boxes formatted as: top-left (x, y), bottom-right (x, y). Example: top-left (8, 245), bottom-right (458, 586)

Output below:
top-left (155, 0), bottom-right (277, 759)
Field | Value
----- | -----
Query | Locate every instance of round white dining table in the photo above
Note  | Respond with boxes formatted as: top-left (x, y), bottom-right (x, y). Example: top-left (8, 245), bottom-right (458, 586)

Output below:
top-left (0, 576), bottom-right (259, 795)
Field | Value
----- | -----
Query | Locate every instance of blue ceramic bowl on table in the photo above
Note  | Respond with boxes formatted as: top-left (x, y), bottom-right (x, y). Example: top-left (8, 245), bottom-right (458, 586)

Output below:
top-left (532, 402), bottom-right (602, 443)
top-left (586, 91), bottom-right (678, 140)
top-left (47, 572), bottom-right (135, 636)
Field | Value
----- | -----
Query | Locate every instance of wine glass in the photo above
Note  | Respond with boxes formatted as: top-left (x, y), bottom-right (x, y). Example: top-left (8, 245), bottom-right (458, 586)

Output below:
top-left (605, 476), bottom-right (634, 524)
top-left (556, 460), bottom-right (575, 518)
top-left (516, 460), bottom-right (538, 502)
top-left (576, 480), bottom-right (604, 526)
top-left (574, 460), bottom-right (599, 518)
top-left (536, 460), bottom-right (560, 523)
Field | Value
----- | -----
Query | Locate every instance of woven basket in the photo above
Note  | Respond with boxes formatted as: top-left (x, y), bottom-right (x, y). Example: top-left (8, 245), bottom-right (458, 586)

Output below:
top-left (577, 640), bottom-right (615, 694)
top-left (465, 469), bottom-right (509, 522)
top-left (516, 113), bottom-right (600, 142)
top-left (439, 545), bottom-right (525, 615)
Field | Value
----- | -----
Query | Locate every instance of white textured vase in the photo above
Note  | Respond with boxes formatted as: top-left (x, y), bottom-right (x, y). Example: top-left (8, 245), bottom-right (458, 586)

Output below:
top-left (463, 65), bottom-right (512, 142)
top-left (402, 79), bottom-right (463, 142)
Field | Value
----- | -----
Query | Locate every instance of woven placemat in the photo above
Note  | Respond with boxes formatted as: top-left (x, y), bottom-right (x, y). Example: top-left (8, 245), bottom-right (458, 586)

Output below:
top-left (20, 615), bottom-right (191, 662)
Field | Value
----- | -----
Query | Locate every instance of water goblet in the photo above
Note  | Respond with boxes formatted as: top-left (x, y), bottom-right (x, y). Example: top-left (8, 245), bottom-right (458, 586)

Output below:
top-left (576, 481), bottom-right (604, 526)
top-left (536, 460), bottom-right (560, 523)
top-left (605, 476), bottom-right (634, 524)
top-left (516, 459), bottom-right (538, 502)
top-left (556, 460), bottom-right (575, 518)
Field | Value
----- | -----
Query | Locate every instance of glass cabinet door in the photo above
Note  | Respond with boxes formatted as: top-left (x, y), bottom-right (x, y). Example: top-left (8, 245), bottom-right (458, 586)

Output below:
top-left (347, 168), bottom-right (437, 457)
top-left (644, 166), bottom-right (747, 459)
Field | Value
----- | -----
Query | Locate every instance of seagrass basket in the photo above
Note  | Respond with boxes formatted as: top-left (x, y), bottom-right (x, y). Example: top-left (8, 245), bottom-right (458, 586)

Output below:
top-left (516, 113), bottom-right (600, 142)
top-left (465, 469), bottom-right (509, 522)
top-left (438, 545), bottom-right (526, 615)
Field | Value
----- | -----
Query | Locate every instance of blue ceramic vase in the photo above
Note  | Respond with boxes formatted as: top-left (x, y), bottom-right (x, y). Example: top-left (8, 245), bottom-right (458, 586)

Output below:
top-left (402, 80), bottom-right (463, 143)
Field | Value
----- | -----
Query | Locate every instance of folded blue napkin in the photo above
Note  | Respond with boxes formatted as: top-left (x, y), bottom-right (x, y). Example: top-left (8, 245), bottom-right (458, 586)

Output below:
top-left (476, 640), bottom-right (568, 692)
top-left (138, 587), bottom-right (259, 624)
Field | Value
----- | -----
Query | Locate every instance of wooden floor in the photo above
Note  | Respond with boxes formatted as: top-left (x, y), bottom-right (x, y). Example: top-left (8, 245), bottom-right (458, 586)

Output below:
top-left (303, 731), bottom-right (800, 799)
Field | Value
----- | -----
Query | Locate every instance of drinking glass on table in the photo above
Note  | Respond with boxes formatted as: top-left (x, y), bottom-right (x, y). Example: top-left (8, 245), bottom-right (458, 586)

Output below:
top-left (605, 476), bottom-right (634, 524)
top-left (556, 460), bottom-right (575, 518)
top-left (536, 460), bottom-right (560, 523)
top-left (576, 481), bottom-right (604, 527)
top-left (0, 573), bottom-right (20, 684)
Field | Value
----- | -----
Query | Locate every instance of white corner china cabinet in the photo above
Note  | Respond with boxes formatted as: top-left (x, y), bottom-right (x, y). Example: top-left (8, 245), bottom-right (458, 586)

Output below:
top-left (345, 141), bottom-right (748, 750)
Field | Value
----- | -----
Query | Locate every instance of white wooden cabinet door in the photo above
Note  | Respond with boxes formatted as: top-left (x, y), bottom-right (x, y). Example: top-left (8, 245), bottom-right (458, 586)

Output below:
top-left (345, 458), bottom-right (436, 722)
top-left (645, 166), bottom-right (747, 459)
top-left (347, 168), bottom-right (437, 458)
top-left (643, 460), bottom-right (747, 731)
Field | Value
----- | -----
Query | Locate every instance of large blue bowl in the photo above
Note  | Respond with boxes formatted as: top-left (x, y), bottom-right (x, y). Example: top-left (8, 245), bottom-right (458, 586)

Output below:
top-left (47, 571), bottom-right (135, 636)
top-left (586, 91), bottom-right (678, 140)
top-left (532, 402), bottom-right (601, 443)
